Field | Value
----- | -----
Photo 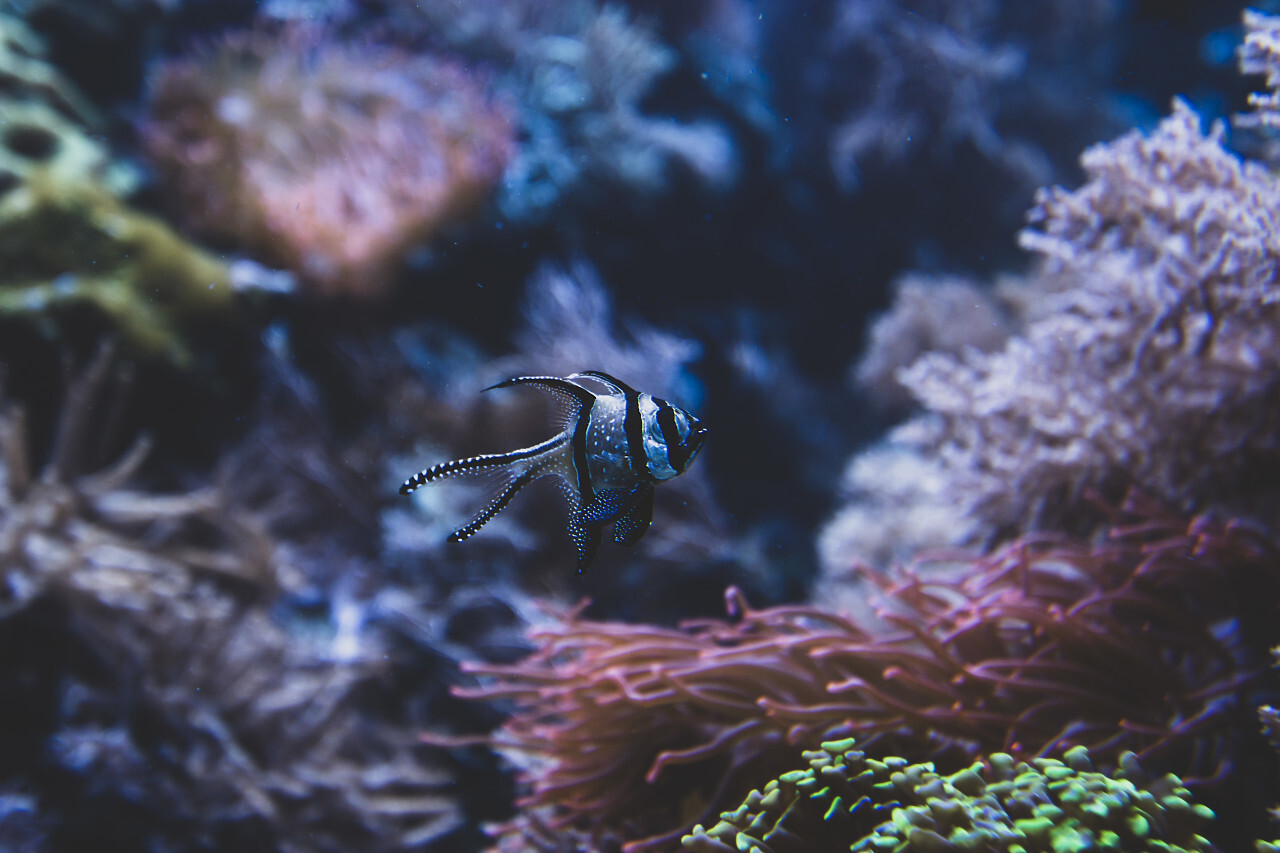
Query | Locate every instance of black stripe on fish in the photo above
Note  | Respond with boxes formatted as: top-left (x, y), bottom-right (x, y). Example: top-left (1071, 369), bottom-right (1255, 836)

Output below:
top-left (656, 402), bottom-right (687, 471)
top-left (578, 371), bottom-right (649, 481)
top-left (571, 391), bottom-right (594, 507)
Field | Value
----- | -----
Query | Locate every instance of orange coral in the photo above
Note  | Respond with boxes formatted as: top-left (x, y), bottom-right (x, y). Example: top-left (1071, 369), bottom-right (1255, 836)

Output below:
top-left (143, 25), bottom-right (514, 298)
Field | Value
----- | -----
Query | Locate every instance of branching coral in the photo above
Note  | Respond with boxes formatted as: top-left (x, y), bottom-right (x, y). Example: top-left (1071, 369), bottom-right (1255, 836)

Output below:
top-left (0, 345), bottom-right (273, 617)
top-left (457, 495), bottom-right (1277, 851)
top-left (684, 740), bottom-right (1216, 853)
top-left (143, 23), bottom-right (514, 297)
top-left (853, 272), bottom-right (1013, 412)
top-left (1238, 10), bottom-right (1280, 137)
top-left (0, 348), bottom-right (464, 850)
top-left (824, 72), bottom-right (1280, 571)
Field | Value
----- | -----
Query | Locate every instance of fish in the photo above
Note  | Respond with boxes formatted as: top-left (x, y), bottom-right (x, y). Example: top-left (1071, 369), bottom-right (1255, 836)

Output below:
top-left (399, 371), bottom-right (708, 571)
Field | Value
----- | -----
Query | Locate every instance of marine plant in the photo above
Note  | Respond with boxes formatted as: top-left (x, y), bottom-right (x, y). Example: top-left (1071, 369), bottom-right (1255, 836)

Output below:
top-left (456, 494), bottom-right (1276, 851)
top-left (143, 22), bottom-right (514, 297)
top-left (684, 740), bottom-right (1215, 853)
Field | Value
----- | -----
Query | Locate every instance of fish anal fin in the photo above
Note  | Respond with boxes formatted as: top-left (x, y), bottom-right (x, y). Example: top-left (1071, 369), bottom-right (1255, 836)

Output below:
top-left (580, 486), bottom-right (640, 527)
top-left (613, 484), bottom-right (654, 547)
top-left (567, 514), bottom-right (602, 573)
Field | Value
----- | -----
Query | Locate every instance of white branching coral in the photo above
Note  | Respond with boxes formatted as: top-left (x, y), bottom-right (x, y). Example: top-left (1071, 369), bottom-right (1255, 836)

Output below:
top-left (820, 97), bottom-right (1280, 574)
top-left (854, 272), bottom-right (1012, 411)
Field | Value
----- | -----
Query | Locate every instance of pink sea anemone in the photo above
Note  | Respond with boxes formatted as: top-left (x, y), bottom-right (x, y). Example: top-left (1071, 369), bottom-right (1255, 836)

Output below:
top-left (454, 493), bottom-right (1278, 851)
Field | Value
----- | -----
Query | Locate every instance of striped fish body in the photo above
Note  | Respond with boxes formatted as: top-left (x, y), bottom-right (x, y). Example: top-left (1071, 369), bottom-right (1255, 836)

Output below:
top-left (399, 371), bottom-right (707, 572)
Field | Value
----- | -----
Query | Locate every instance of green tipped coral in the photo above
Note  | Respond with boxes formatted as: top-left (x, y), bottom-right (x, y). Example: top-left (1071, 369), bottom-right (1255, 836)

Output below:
top-left (683, 741), bottom-right (1216, 853)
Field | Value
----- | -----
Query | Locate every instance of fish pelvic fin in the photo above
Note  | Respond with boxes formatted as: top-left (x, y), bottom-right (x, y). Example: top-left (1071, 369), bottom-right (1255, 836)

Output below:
top-left (572, 370), bottom-right (638, 396)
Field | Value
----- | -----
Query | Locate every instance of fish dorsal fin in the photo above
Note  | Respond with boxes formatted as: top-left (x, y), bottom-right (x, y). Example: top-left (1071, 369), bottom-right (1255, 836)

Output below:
top-left (572, 370), bottom-right (638, 397)
top-left (487, 375), bottom-right (596, 431)
top-left (612, 484), bottom-right (654, 547)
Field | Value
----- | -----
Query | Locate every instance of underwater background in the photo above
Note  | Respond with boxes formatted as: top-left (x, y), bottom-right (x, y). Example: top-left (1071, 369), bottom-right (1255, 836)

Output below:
top-left (0, 0), bottom-right (1279, 850)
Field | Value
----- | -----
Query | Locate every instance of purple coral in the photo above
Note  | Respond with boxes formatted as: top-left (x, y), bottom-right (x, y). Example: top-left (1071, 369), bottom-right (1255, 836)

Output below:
top-left (823, 94), bottom-right (1280, 575)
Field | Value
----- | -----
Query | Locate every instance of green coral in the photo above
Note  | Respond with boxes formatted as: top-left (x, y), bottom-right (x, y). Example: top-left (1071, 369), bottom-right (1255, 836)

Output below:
top-left (683, 741), bottom-right (1215, 853)
top-left (0, 13), bottom-right (247, 366)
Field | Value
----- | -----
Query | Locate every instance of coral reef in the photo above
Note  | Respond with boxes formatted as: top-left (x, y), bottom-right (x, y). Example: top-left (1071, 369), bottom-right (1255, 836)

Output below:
top-left (0, 348), bottom-right (464, 851)
top-left (798, 0), bottom-right (1124, 229)
top-left (684, 740), bottom-right (1215, 853)
top-left (455, 495), bottom-right (1276, 850)
top-left (385, 0), bottom-right (737, 221)
top-left (822, 54), bottom-right (1280, 571)
top-left (143, 23), bottom-right (514, 297)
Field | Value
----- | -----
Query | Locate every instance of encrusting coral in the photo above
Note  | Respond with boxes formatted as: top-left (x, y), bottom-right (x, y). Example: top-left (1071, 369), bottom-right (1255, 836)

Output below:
top-left (683, 740), bottom-right (1216, 853)
top-left (0, 348), bottom-right (464, 850)
top-left (455, 494), bottom-right (1276, 851)
top-left (143, 22), bottom-right (514, 298)
top-left (0, 13), bottom-right (262, 367)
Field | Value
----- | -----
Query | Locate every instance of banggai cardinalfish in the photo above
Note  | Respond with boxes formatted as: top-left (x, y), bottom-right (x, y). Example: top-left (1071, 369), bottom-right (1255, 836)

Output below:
top-left (399, 371), bottom-right (708, 572)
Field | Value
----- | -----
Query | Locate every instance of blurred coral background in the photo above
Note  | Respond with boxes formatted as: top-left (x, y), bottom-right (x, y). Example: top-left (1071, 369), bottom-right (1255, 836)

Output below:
top-left (0, 1), bottom-right (1277, 851)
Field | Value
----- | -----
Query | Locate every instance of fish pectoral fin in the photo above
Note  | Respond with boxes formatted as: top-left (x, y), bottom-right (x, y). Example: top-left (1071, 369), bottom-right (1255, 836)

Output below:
top-left (612, 484), bottom-right (654, 547)
top-left (567, 513), bottom-right (602, 573)
top-left (571, 370), bottom-right (638, 396)
top-left (580, 486), bottom-right (641, 527)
